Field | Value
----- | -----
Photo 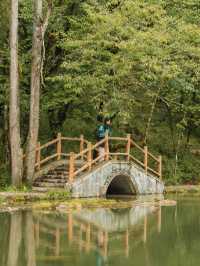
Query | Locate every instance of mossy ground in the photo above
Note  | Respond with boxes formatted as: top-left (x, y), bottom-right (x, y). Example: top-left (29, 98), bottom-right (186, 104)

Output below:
top-left (1, 185), bottom-right (200, 212)
top-left (0, 190), bottom-right (136, 211)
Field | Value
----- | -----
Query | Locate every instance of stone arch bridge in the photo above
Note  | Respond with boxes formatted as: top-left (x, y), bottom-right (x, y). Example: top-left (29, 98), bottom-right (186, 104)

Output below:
top-left (32, 134), bottom-right (164, 197)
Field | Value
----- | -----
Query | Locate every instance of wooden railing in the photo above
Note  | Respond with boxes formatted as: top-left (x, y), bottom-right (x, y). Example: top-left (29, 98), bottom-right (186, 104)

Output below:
top-left (69, 137), bottom-right (109, 183)
top-left (68, 134), bottom-right (162, 183)
top-left (33, 133), bottom-right (89, 170)
top-left (32, 133), bottom-right (162, 183)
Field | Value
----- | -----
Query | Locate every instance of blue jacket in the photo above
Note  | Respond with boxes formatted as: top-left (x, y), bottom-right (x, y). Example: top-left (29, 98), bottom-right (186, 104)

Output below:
top-left (97, 124), bottom-right (112, 140)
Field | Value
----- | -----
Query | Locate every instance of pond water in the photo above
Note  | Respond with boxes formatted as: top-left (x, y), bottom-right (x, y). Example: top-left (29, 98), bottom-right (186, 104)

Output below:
top-left (0, 196), bottom-right (200, 266)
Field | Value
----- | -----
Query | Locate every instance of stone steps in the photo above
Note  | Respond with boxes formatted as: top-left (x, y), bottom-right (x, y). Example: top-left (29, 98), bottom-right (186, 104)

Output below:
top-left (48, 170), bottom-right (69, 175)
top-left (34, 182), bottom-right (65, 188)
top-left (33, 164), bottom-right (69, 189)
top-left (36, 178), bottom-right (66, 183)
top-left (33, 162), bottom-right (87, 190)
top-left (41, 174), bottom-right (67, 179)
top-left (32, 187), bottom-right (65, 192)
top-left (37, 178), bottom-right (67, 184)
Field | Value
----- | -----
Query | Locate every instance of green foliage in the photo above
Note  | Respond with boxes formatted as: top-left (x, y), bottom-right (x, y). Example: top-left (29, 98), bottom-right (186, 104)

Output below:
top-left (2, 185), bottom-right (32, 193)
top-left (0, 166), bottom-right (10, 189)
top-left (0, 196), bottom-right (6, 205)
top-left (46, 190), bottom-right (71, 200)
top-left (0, 0), bottom-right (200, 184)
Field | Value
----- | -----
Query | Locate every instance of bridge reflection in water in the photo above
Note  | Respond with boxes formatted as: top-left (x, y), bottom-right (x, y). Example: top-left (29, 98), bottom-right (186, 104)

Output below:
top-left (33, 202), bottom-right (162, 263)
top-left (2, 200), bottom-right (165, 266)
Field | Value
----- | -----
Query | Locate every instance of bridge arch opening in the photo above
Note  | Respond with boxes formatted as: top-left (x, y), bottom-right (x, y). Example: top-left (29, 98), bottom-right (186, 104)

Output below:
top-left (106, 175), bottom-right (137, 196)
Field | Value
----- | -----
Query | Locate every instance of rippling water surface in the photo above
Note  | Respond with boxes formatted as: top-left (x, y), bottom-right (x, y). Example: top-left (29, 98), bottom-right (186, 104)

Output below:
top-left (0, 196), bottom-right (199, 266)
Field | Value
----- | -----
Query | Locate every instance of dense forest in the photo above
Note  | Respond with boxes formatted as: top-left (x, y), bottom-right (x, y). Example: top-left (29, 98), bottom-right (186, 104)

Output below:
top-left (0, 0), bottom-right (200, 187)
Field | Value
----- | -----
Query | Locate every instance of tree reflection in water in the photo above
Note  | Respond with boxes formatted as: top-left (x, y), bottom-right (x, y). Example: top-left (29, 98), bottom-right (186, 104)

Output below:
top-left (0, 203), bottom-right (162, 266)
top-left (7, 212), bottom-right (22, 266)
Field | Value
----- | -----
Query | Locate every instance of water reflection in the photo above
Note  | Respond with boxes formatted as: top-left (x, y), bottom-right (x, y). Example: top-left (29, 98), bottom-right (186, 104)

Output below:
top-left (7, 212), bottom-right (22, 266)
top-left (0, 201), bottom-right (163, 266)
top-left (2, 211), bottom-right (36, 266)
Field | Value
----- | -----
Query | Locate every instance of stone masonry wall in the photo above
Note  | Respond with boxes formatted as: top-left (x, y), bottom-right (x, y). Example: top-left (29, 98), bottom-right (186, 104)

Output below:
top-left (69, 161), bottom-right (164, 198)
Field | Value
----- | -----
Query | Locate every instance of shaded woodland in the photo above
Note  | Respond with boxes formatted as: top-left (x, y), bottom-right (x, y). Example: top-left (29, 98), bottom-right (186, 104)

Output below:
top-left (0, 0), bottom-right (200, 186)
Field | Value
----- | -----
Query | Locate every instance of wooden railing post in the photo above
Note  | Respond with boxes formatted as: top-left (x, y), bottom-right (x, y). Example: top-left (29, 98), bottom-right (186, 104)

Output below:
top-left (86, 224), bottom-right (91, 252)
top-left (126, 134), bottom-right (131, 161)
top-left (158, 155), bottom-right (162, 179)
top-left (87, 142), bottom-right (92, 170)
top-left (144, 146), bottom-right (148, 174)
top-left (55, 227), bottom-right (60, 256)
top-left (36, 142), bottom-right (41, 170)
top-left (69, 152), bottom-right (75, 183)
top-left (80, 134), bottom-right (84, 160)
top-left (157, 204), bottom-right (162, 233)
top-left (68, 211), bottom-right (73, 242)
top-left (125, 229), bottom-right (129, 258)
top-left (143, 215), bottom-right (147, 243)
top-left (104, 133), bottom-right (109, 161)
top-left (57, 133), bottom-right (62, 160)
top-left (103, 231), bottom-right (108, 258)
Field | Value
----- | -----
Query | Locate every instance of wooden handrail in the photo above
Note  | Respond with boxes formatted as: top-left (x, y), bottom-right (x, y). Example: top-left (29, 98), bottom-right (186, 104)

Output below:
top-left (109, 152), bottom-right (128, 156)
top-left (109, 137), bottom-right (128, 141)
top-left (61, 137), bottom-right (81, 141)
top-left (105, 134), bottom-right (109, 161)
top-left (147, 166), bottom-right (160, 177)
top-left (71, 136), bottom-right (162, 180)
top-left (35, 153), bottom-right (58, 167)
top-left (69, 152), bottom-right (75, 183)
top-left (87, 142), bottom-right (92, 171)
top-left (92, 154), bottom-right (105, 164)
top-left (60, 153), bottom-right (71, 157)
top-left (126, 134), bottom-right (131, 161)
top-left (148, 151), bottom-right (159, 162)
top-left (144, 146), bottom-right (148, 174)
top-left (130, 139), bottom-right (144, 153)
top-left (72, 138), bottom-right (108, 177)
top-left (129, 155), bottom-right (145, 168)
top-left (80, 134), bottom-right (84, 159)
top-left (74, 147), bottom-right (90, 160)
top-left (57, 133), bottom-right (62, 160)
top-left (74, 163), bottom-right (90, 176)
top-left (39, 138), bottom-right (58, 150)
top-left (92, 138), bottom-right (106, 149)
top-left (31, 133), bottom-right (162, 181)
top-left (33, 134), bottom-right (90, 170)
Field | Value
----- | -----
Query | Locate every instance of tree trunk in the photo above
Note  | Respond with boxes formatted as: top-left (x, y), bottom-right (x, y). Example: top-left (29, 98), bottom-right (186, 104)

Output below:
top-left (143, 87), bottom-right (161, 145)
top-left (7, 212), bottom-right (22, 266)
top-left (160, 97), bottom-right (176, 152)
top-left (4, 104), bottom-right (10, 165)
top-left (25, 212), bottom-right (36, 266)
top-left (26, 0), bottom-right (43, 183)
top-left (9, 0), bottom-right (23, 187)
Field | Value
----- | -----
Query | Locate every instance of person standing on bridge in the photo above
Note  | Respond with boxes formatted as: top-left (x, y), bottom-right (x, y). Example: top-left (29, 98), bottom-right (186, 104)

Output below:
top-left (96, 116), bottom-right (112, 161)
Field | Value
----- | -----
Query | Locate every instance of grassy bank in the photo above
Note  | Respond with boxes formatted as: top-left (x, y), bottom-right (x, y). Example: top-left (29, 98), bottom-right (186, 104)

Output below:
top-left (1, 184), bottom-right (200, 212)
top-left (165, 185), bottom-right (200, 195)
top-left (0, 190), bottom-right (138, 211)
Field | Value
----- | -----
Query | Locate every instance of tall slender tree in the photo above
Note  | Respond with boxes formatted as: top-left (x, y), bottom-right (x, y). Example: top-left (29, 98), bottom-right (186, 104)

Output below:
top-left (9, 0), bottom-right (23, 187)
top-left (26, 0), bottom-right (43, 183)
top-left (26, 0), bottom-right (52, 184)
